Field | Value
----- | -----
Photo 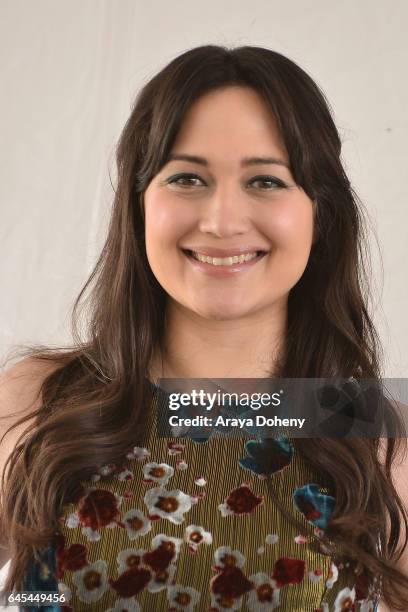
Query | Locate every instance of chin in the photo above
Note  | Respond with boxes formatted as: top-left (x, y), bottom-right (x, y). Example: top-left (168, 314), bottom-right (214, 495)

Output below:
top-left (195, 303), bottom-right (252, 321)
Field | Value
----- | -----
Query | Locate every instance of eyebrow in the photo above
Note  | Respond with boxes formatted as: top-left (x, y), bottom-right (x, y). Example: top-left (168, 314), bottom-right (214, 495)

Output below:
top-left (167, 153), bottom-right (289, 169)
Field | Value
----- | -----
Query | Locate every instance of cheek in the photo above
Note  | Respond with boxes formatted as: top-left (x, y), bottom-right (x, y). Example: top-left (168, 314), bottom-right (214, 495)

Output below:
top-left (145, 197), bottom-right (179, 261)
top-left (261, 198), bottom-right (314, 288)
top-left (144, 194), bottom-right (195, 285)
top-left (263, 199), bottom-right (314, 251)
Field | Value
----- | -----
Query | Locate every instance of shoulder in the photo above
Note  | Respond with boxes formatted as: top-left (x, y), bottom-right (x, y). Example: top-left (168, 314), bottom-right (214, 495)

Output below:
top-left (0, 357), bottom-right (61, 481)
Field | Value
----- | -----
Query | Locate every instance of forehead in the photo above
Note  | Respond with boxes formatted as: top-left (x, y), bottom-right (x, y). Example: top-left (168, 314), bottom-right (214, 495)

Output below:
top-left (170, 85), bottom-right (287, 161)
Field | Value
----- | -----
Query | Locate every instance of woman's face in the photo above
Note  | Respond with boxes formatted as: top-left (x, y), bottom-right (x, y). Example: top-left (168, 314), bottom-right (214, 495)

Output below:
top-left (144, 86), bottom-right (314, 321)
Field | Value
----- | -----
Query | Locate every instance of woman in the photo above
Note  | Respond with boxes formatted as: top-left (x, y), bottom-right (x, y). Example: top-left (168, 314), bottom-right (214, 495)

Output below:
top-left (1, 45), bottom-right (407, 611)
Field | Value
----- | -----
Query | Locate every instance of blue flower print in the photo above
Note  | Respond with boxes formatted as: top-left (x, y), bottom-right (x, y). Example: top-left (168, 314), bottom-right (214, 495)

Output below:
top-left (293, 483), bottom-right (335, 530)
top-left (239, 436), bottom-right (294, 476)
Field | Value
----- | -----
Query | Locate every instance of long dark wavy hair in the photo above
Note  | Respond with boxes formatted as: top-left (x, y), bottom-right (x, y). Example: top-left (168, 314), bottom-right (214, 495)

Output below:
top-left (1, 45), bottom-right (408, 608)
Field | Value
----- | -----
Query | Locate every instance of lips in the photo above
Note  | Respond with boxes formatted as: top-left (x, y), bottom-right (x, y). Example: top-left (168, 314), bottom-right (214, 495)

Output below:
top-left (181, 248), bottom-right (267, 274)
top-left (181, 249), bottom-right (268, 259)
top-left (182, 249), bottom-right (267, 265)
top-left (182, 246), bottom-right (268, 257)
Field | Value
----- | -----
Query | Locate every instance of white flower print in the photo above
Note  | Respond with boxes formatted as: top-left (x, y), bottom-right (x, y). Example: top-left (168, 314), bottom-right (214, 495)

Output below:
top-left (144, 487), bottom-right (192, 524)
top-left (117, 468), bottom-right (134, 481)
top-left (126, 446), bottom-right (150, 461)
top-left (308, 568), bottom-right (323, 583)
top-left (117, 548), bottom-right (147, 574)
top-left (81, 526), bottom-right (101, 542)
top-left (294, 534), bottom-right (307, 544)
top-left (105, 598), bottom-right (141, 612)
top-left (190, 494), bottom-right (202, 505)
top-left (167, 584), bottom-right (201, 610)
top-left (210, 592), bottom-right (242, 611)
top-left (57, 582), bottom-right (71, 603)
top-left (150, 533), bottom-right (183, 560)
top-left (247, 573), bottom-right (280, 611)
top-left (142, 462), bottom-right (174, 485)
top-left (214, 546), bottom-right (245, 570)
top-left (185, 525), bottom-right (212, 553)
top-left (326, 561), bottom-right (339, 588)
top-left (72, 560), bottom-right (109, 603)
top-left (194, 476), bottom-right (207, 487)
top-left (123, 509), bottom-right (152, 540)
top-left (334, 586), bottom-right (356, 611)
top-left (265, 534), bottom-right (279, 545)
top-left (168, 442), bottom-right (185, 455)
top-left (99, 463), bottom-right (117, 476)
top-left (65, 512), bottom-right (80, 529)
top-left (147, 563), bottom-right (176, 592)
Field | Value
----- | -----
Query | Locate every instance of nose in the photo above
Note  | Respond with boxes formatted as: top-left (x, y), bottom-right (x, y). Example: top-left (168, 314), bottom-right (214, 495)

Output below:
top-left (198, 184), bottom-right (252, 238)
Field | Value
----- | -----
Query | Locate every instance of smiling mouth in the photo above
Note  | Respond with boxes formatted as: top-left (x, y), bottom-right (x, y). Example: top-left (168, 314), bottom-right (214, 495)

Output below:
top-left (182, 249), bottom-right (267, 266)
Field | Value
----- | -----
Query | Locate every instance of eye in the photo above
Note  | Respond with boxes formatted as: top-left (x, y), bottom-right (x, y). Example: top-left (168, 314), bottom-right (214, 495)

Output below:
top-left (248, 175), bottom-right (287, 190)
top-left (166, 173), bottom-right (206, 188)
top-left (165, 173), bottom-right (287, 190)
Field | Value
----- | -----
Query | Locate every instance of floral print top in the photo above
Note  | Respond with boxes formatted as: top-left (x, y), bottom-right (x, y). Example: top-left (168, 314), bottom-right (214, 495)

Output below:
top-left (24, 383), bottom-right (380, 611)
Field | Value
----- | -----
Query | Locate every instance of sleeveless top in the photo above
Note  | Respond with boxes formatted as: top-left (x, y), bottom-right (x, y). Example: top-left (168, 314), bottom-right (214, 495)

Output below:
top-left (22, 382), bottom-right (380, 611)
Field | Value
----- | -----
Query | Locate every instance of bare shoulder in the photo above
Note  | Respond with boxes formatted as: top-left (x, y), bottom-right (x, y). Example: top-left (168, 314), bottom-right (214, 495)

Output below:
top-left (0, 357), bottom-right (61, 481)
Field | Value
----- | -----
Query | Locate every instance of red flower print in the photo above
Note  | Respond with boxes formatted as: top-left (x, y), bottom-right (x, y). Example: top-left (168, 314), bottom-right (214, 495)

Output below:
top-left (295, 496), bottom-right (321, 521)
top-left (210, 566), bottom-right (253, 598)
top-left (56, 543), bottom-right (88, 578)
top-left (71, 485), bottom-right (86, 504)
top-left (108, 566), bottom-right (151, 598)
top-left (355, 571), bottom-right (370, 599)
top-left (168, 442), bottom-right (185, 455)
top-left (219, 484), bottom-right (263, 516)
top-left (77, 488), bottom-right (121, 530)
top-left (148, 564), bottom-right (176, 593)
top-left (54, 533), bottom-right (66, 552)
top-left (143, 541), bottom-right (177, 572)
top-left (272, 557), bottom-right (305, 587)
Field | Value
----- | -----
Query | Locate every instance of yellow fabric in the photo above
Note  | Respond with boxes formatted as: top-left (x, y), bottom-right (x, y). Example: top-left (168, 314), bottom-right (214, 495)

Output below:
top-left (56, 389), bottom-right (361, 611)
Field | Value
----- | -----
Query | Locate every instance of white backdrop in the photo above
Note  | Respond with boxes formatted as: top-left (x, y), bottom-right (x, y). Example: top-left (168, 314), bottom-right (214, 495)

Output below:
top-left (1, 0), bottom-right (407, 376)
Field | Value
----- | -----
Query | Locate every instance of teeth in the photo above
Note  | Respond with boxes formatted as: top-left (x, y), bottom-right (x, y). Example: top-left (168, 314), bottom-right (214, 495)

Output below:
top-left (191, 251), bottom-right (259, 266)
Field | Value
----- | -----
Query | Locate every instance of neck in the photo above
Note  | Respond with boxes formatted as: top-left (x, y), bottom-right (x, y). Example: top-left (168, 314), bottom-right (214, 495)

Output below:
top-left (149, 297), bottom-right (288, 382)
